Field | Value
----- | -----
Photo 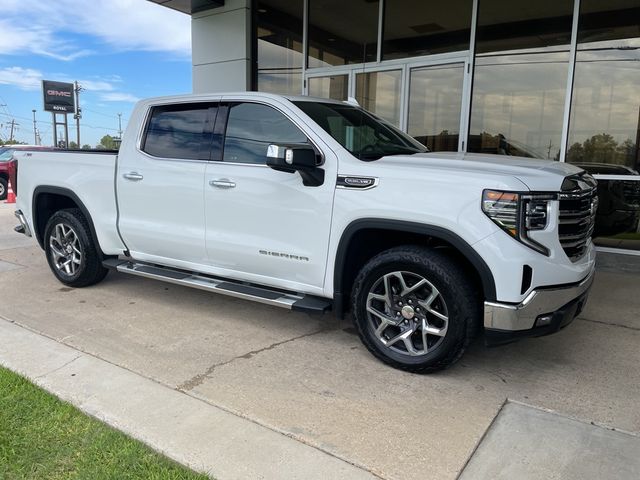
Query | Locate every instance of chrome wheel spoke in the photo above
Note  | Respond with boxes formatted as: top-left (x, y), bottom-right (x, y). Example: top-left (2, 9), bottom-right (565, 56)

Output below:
top-left (49, 223), bottom-right (82, 277)
top-left (366, 270), bottom-right (449, 357)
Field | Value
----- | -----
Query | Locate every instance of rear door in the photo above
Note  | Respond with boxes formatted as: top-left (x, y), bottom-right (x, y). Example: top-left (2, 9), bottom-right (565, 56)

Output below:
top-left (117, 101), bottom-right (218, 266)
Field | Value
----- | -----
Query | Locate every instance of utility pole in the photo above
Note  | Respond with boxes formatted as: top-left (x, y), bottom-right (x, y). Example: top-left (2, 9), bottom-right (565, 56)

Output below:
top-left (73, 81), bottom-right (83, 148)
top-left (32, 110), bottom-right (38, 145)
top-left (9, 119), bottom-right (18, 142)
top-left (117, 113), bottom-right (123, 138)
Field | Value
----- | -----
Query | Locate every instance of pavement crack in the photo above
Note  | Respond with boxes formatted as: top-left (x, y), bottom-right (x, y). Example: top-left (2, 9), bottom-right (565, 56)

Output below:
top-left (178, 328), bottom-right (330, 392)
top-left (35, 354), bottom-right (82, 379)
top-left (577, 316), bottom-right (640, 332)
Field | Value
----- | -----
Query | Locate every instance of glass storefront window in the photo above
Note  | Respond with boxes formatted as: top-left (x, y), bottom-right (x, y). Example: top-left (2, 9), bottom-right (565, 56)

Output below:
top-left (566, 0), bottom-right (640, 251)
top-left (475, 0), bottom-right (574, 54)
top-left (469, 51), bottom-right (569, 159)
top-left (469, 0), bottom-right (574, 159)
top-left (382, 0), bottom-right (472, 60)
top-left (308, 75), bottom-right (349, 101)
top-left (255, 0), bottom-right (304, 94)
top-left (407, 63), bottom-right (465, 151)
top-left (308, 0), bottom-right (379, 67)
top-left (355, 70), bottom-right (402, 127)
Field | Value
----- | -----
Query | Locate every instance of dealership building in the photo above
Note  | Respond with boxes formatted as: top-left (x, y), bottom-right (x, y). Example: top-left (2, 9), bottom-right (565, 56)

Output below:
top-left (152, 0), bottom-right (640, 254)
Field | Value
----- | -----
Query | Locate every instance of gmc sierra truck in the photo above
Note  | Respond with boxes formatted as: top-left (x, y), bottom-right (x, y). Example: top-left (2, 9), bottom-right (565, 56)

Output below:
top-left (11, 92), bottom-right (597, 372)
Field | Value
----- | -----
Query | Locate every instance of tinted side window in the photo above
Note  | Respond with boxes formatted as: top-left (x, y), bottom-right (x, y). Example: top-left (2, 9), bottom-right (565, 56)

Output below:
top-left (223, 103), bottom-right (308, 164)
top-left (143, 104), bottom-right (213, 160)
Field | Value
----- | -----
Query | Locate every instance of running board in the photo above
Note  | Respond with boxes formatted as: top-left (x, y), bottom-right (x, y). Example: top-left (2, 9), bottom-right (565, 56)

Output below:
top-left (103, 259), bottom-right (331, 313)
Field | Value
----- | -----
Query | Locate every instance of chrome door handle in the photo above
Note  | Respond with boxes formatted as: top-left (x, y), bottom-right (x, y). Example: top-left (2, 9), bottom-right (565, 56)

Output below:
top-left (209, 179), bottom-right (236, 189)
top-left (123, 172), bottom-right (144, 181)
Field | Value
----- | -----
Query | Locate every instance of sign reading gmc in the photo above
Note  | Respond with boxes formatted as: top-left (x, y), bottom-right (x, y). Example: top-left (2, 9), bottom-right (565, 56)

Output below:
top-left (42, 80), bottom-right (75, 113)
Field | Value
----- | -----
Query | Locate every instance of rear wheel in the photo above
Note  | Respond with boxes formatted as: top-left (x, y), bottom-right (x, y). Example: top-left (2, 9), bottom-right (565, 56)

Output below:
top-left (44, 209), bottom-right (108, 287)
top-left (0, 178), bottom-right (7, 200)
top-left (352, 246), bottom-right (479, 373)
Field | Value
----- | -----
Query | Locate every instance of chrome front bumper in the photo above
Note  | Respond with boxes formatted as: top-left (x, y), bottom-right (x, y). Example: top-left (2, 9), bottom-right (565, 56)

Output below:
top-left (14, 210), bottom-right (32, 237)
top-left (484, 267), bottom-right (595, 332)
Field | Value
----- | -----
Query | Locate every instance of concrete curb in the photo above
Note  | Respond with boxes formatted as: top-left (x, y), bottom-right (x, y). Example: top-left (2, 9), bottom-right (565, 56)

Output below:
top-left (0, 317), bottom-right (378, 480)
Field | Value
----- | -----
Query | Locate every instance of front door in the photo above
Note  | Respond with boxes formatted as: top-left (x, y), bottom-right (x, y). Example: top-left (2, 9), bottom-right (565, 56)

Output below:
top-left (204, 100), bottom-right (336, 294)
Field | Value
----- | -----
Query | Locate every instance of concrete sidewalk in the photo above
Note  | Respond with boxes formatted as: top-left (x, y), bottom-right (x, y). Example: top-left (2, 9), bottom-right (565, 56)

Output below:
top-left (0, 317), bottom-right (378, 480)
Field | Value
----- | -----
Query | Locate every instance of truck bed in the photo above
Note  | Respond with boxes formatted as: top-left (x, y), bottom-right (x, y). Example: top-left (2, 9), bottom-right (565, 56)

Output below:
top-left (15, 149), bottom-right (125, 255)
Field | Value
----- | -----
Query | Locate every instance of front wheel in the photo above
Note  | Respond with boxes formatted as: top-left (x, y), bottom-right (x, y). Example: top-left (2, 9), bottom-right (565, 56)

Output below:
top-left (351, 246), bottom-right (479, 373)
top-left (44, 209), bottom-right (108, 288)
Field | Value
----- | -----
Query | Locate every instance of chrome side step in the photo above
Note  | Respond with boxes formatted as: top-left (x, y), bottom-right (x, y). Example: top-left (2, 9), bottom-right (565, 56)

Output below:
top-left (103, 259), bottom-right (331, 313)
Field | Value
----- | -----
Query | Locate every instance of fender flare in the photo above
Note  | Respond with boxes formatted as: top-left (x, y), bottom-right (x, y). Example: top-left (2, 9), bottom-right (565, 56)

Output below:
top-left (32, 186), bottom-right (103, 255)
top-left (333, 218), bottom-right (497, 312)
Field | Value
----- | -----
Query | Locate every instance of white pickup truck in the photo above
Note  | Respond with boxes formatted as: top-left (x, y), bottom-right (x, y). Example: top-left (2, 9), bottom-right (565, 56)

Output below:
top-left (12, 92), bottom-right (597, 372)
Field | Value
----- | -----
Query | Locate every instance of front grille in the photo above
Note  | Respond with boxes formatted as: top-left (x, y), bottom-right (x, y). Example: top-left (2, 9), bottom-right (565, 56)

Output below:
top-left (558, 174), bottom-right (598, 262)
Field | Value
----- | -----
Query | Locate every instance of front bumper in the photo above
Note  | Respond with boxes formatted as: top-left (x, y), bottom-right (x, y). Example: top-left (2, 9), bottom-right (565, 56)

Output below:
top-left (484, 268), bottom-right (595, 346)
top-left (14, 210), bottom-right (32, 237)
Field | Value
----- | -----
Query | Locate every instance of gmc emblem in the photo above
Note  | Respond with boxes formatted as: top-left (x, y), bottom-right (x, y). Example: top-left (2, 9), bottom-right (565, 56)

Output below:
top-left (47, 90), bottom-right (72, 97)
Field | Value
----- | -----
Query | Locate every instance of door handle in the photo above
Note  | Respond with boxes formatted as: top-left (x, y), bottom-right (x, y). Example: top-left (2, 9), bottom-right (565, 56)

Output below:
top-left (209, 179), bottom-right (236, 189)
top-left (123, 172), bottom-right (144, 181)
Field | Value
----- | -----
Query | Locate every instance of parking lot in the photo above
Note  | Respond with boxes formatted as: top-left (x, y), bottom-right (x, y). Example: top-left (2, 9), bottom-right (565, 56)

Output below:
top-left (1, 201), bottom-right (639, 479)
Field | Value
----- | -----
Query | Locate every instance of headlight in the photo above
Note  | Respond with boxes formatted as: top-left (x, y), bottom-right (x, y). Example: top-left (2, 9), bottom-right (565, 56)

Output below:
top-left (482, 190), bottom-right (553, 256)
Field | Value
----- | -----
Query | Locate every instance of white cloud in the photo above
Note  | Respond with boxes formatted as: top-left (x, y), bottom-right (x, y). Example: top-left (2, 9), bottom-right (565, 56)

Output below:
top-left (101, 92), bottom-right (140, 103)
top-left (0, 0), bottom-right (191, 61)
top-left (0, 67), bottom-right (43, 90)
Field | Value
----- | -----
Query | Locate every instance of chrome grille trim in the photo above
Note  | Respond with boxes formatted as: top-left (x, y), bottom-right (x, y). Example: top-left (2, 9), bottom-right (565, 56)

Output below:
top-left (558, 173), bottom-right (598, 262)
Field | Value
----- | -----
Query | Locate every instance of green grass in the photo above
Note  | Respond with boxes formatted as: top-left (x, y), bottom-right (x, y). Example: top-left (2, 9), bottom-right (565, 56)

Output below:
top-left (0, 366), bottom-right (210, 480)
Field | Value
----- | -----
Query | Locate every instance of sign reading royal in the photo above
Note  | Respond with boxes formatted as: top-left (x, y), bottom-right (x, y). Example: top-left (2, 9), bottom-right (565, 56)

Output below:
top-left (42, 80), bottom-right (75, 113)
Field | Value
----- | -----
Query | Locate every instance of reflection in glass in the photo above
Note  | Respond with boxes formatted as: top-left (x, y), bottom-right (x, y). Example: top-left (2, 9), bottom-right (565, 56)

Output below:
top-left (143, 104), bottom-right (211, 160)
top-left (256, 0), bottom-right (304, 94)
top-left (469, 51), bottom-right (569, 159)
top-left (407, 64), bottom-right (464, 151)
top-left (566, 0), bottom-right (640, 170)
top-left (567, 0), bottom-right (640, 251)
top-left (308, 75), bottom-right (349, 101)
top-left (475, 0), bottom-right (574, 54)
top-left (224, 103), bottom-right (308, 165)
top-left (355, 70), bottom-right (402, 127)
top-left (382, 0), bottom-right (472, 60)
top-left (307, 0), bottom-right (379, 67)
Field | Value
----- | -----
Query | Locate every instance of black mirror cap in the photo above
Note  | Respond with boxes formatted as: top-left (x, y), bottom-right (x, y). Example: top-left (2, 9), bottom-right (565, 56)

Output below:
top-left (266, 143), bottom-right (324, 186)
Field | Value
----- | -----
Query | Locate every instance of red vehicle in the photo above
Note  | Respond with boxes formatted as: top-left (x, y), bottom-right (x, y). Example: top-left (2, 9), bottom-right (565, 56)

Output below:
top-left (0, 145), bottom-right (55, 200)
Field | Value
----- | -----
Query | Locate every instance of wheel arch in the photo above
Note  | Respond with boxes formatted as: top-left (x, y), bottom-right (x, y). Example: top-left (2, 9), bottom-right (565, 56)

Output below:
top-left (32, 186), bottom-right (104, 257)
top-left (333, 219), bottom-right (497, 317)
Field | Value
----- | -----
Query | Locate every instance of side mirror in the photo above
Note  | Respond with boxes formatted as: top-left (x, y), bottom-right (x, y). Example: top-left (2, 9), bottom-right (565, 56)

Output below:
top-left (266, 144), bottom-right (324, 187)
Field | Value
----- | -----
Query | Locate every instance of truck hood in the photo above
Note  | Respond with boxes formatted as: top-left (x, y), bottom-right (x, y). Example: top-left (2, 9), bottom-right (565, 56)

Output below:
top-left (373, 152), bottom-right (583, 191)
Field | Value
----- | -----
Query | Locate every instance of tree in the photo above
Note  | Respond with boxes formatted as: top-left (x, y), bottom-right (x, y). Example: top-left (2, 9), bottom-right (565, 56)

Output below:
top-left (99, 134), bottom-right (116, 150)
top-left (69, 141), bottom-right (79, 149)
top-left (81, 144), bottom-right (92, 150)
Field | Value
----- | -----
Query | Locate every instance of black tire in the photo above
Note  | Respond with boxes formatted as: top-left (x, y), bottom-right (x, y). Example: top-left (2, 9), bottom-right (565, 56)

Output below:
top-left (44, 208), bottom-right (108, 288)
top-left (351, 246), bottom-right (479, 373)
top-left (0, 177), bottom-right (7, 201)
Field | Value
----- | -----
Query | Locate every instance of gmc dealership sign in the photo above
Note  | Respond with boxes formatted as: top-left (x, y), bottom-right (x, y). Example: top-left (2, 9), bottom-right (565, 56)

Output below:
top-left (42, 80), bottom-right (75, 112)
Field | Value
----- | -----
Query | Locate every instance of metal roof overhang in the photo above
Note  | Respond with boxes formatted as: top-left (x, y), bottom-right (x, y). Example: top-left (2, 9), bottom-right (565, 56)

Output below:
top-left (149, 0), bottom-right (225, 15)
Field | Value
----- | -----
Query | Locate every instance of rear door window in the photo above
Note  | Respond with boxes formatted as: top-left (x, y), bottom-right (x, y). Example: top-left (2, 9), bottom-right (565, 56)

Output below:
top-left (143, 103), bottom-right (216, 160)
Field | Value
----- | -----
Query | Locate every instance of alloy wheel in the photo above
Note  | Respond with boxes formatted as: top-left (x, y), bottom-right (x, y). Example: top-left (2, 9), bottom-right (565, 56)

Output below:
top-left (366, 271), bottom-right (449, 356)
top-left (49, 223), bottom-right (83, 276)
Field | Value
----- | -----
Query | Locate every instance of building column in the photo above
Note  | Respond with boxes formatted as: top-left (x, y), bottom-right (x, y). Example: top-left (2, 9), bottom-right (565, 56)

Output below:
top-left (192, 0), bottom-right (251, 93)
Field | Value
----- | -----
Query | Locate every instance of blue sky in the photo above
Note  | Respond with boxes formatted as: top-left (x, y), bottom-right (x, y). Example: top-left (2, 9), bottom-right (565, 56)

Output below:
top-left (0, 0), bottom-right (192, 146)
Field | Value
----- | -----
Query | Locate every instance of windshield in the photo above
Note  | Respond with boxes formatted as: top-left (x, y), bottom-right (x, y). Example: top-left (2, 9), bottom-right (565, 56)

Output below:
top-left (0, 148), bottom-right (15, 162)
top-left (293, 101), bottom-right (427, 160)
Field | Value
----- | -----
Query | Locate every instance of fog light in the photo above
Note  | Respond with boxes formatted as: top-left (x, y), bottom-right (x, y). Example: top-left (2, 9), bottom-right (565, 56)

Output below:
top-left (535, 314), bottom-right (553, 327)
